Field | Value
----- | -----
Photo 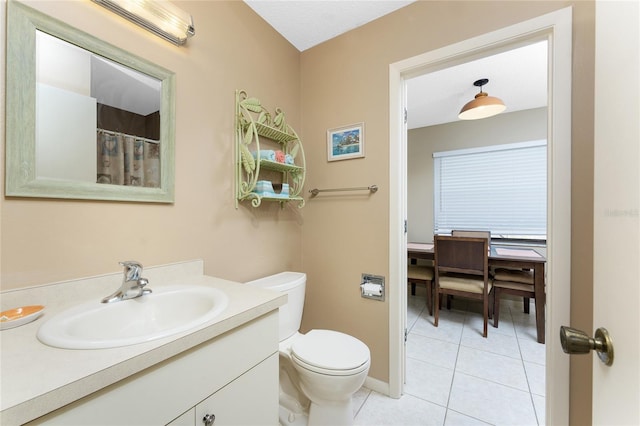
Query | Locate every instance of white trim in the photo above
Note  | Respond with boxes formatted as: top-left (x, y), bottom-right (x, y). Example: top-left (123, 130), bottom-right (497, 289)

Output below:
top-left (388, 61), bottom-right (408, 399)
top-left (363, 375), bottom-right (389, 396)
top-left (543, 9), bottom-right (573, 426)
top-left (388, 7), bottom-right (572, 424)
top-left (433, 139), bottom-right (546, 158)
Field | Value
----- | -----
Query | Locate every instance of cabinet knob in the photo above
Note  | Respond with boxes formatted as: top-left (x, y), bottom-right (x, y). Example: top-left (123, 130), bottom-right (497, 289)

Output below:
top-left (202, 413), bottom-right (216, 426)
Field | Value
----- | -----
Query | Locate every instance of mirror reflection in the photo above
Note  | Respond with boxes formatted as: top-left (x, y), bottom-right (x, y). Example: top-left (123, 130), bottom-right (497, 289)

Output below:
top-left (36, 30), bottom-right (162, 188)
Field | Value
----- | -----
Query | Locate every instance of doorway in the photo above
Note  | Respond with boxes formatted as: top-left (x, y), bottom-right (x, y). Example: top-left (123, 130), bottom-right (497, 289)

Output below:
top-left (388, 7), bottom-right (572, 425)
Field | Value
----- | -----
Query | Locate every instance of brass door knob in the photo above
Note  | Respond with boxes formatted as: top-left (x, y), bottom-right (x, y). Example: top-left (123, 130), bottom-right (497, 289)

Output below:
top-left (560, 326), bottom-right (614, 366)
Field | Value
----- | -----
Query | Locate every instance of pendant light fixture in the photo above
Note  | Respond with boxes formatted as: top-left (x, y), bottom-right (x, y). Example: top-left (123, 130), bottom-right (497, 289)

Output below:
top-left (458, 78), bottom-right (506, 120)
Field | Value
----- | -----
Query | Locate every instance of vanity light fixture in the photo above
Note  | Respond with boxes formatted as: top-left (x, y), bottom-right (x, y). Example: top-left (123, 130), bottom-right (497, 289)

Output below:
top-left (92, 0), bottom-right (195, 46)
top-left (458, 78), bottom-right (506, 120)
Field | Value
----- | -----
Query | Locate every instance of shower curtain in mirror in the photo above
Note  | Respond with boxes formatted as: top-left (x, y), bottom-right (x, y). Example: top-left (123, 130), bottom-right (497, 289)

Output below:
top-left (97, 130), bottom-right (160, 188)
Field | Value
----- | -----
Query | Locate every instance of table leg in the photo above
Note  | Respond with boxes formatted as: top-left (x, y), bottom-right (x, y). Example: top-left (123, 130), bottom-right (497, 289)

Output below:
top-left (534, 263), bottom-right (545, 344)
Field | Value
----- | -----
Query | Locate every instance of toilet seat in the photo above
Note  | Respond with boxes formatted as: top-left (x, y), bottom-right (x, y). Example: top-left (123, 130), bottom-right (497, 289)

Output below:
top-left (291, 329), bottom-right (370, 376)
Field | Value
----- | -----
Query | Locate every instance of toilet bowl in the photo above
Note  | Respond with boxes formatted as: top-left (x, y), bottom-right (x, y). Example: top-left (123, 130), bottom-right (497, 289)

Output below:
top-left (247, 272), bottom-right (371, 426)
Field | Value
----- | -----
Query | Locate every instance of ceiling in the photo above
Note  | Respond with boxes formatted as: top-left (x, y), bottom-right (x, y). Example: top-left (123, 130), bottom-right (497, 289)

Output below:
top-left (243, 0), bottom-right (548, 129)
top-left (406, 41), bottom-right (548, 128)
top-left (243, 0), bottom-right (416, 52)
top-left (92, 56), bottom-right (161, 117)
top-left (38, 30), bottom-right (161, 117)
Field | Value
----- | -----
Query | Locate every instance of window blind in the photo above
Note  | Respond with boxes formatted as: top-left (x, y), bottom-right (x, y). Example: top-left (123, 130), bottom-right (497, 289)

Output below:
top-left (433, 140), bottom-right (547, 239)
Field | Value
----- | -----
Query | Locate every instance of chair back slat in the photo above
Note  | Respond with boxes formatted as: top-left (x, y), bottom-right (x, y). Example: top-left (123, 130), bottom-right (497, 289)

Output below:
top-left (452, 230), bottom-right (491, 250)
top-left (434, 235), bottom-right (488, 276)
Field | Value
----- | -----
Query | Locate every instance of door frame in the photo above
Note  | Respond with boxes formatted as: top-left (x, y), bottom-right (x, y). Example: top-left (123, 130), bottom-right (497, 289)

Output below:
top-left (388, 7), bottom-right (573, 425)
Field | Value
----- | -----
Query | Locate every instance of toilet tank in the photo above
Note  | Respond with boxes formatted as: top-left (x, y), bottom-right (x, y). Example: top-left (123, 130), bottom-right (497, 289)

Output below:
top-left (246, 272), bottom-right (306, 341)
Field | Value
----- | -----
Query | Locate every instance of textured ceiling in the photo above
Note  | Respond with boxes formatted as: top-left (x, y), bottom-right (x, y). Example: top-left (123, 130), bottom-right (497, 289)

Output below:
top-left (244, 1), bottom-right (547, 128)
top-left (243, 0), bottom-right (416, 51)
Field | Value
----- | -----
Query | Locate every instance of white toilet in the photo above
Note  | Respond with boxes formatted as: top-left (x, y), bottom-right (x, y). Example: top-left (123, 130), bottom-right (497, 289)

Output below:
top-left (247, 272), bottom-right (370, 426)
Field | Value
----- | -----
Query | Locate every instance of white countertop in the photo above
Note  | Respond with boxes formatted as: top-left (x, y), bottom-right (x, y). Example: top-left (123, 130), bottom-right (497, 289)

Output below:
top-left (0, 260), bottom-right (285, 425)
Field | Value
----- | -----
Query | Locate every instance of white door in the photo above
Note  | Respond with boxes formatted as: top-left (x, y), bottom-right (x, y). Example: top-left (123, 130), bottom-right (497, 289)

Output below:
top-left (592, 0), bottom-right (640, 424)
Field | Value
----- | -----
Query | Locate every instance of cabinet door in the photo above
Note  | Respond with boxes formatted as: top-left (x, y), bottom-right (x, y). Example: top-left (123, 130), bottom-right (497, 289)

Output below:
top-left (195, 354), bottom-right (278, 426)
top-left (167, 408), bottom-right (195, 426)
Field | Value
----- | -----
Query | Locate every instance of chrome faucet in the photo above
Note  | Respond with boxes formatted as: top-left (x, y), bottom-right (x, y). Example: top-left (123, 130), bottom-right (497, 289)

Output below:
top-left (101, 261), bottom-right (152, 303)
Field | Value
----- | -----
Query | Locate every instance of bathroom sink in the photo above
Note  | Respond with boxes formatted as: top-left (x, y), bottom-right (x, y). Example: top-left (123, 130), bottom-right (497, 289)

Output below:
top-left (37, 285), bottom-right (229, 349)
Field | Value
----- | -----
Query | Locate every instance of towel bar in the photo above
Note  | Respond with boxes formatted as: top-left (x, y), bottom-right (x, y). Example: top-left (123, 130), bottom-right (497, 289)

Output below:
top-left (309, 185), bottom-right (378, 196)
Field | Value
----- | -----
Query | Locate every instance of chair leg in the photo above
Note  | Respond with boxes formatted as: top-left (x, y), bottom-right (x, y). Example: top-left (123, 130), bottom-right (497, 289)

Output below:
top-left (523, 297), bottom-right (530, 314)
top-left (491, 289), bottom-right (495, 319)
top-left (411, 282), bottom-right (416, 296)
top-left (482, 294), bottom-right (488, 338)
top-left (426, 281), bottom-right (433, 316)
top-left (446, 295), bottom-right (452, 310)
top-left (533, 296), bottom-right (541, 340)
top-left (434, 288), bottom-right (440, 327)
top-left (493, 288), bottom-right (501, 328)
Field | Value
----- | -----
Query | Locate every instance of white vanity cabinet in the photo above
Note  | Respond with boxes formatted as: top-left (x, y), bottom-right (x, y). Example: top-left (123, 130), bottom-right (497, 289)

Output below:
top-left (28, 311), bottom-right (279, 425)
top-left (169, 354), bottom-right (277, 426)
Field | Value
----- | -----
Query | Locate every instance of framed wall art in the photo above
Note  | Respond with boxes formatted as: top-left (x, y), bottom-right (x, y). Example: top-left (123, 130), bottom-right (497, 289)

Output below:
top-left (327, 122), bottom-right (364, 161)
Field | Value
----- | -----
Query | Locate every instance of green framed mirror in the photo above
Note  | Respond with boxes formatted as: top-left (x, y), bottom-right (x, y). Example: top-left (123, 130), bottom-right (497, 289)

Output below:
top-left (5, 1), bottom-right (175, 202)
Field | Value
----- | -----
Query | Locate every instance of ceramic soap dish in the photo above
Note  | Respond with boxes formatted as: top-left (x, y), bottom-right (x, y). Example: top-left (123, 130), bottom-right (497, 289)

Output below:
top-left (0, 305), bottom-right (45, 330)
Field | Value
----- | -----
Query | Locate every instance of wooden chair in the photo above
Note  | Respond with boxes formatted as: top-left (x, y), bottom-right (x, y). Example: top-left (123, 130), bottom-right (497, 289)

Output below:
top-left (492, 268), bottom-right (536, 328)
top-left (434, 235), bottom-right (491, 337)
top-left (448, 231), bottom-right (492, 309)
top-left (407, 262), bottom-right (434, 315)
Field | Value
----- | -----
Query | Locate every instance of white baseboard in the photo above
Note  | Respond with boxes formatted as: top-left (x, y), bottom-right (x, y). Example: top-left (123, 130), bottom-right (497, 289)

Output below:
top-left (363, 376), bottom-right (393, 397)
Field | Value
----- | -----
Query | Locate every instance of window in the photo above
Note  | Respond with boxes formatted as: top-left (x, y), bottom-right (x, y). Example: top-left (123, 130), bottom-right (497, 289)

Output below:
top-left (433, 140), bottom-right (547, 240)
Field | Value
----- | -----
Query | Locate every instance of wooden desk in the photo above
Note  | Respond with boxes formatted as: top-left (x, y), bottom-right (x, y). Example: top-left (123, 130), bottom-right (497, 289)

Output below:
top-left (408, 242), bottom-right (546, 344)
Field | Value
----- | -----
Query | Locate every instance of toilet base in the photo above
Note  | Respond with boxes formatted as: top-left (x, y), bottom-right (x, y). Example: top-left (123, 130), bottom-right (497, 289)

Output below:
top-left (279, 404), bottom-right (308, 426)
top-left (279, 399), bottom-right (355, 426)
top-left (308, 399), bottom-right (354, 426)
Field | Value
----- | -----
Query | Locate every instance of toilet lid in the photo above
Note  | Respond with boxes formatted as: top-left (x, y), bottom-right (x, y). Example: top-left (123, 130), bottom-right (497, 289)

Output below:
top-left (291, 329), bottom-right (370, 371)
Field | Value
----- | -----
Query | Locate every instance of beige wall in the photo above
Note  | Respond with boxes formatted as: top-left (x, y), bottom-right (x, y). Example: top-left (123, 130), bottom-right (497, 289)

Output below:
top-left (1, 1), bottom-right (595, 424)
top-left (408, 107), bottom-right (547, 242)
top-left (0, 0), bottom-right (304, 289)
top-left (300, 2), bottom-right (594, 424)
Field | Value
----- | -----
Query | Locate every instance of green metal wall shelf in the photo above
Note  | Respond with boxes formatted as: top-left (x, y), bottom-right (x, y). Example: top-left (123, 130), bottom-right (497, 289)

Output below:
top-left (235, 90), bottom-right (306, 208)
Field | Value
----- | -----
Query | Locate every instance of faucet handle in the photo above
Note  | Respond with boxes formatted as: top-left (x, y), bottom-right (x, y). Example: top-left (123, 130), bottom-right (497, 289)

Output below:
top-left (119, 260), bottom-right (143, 281)
top-left (137, 277), bottom-right (152, 296)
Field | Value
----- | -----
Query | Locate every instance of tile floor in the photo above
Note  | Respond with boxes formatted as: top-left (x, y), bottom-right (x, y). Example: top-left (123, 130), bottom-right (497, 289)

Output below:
top-left (352, 290), bottom-right (545, 425)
